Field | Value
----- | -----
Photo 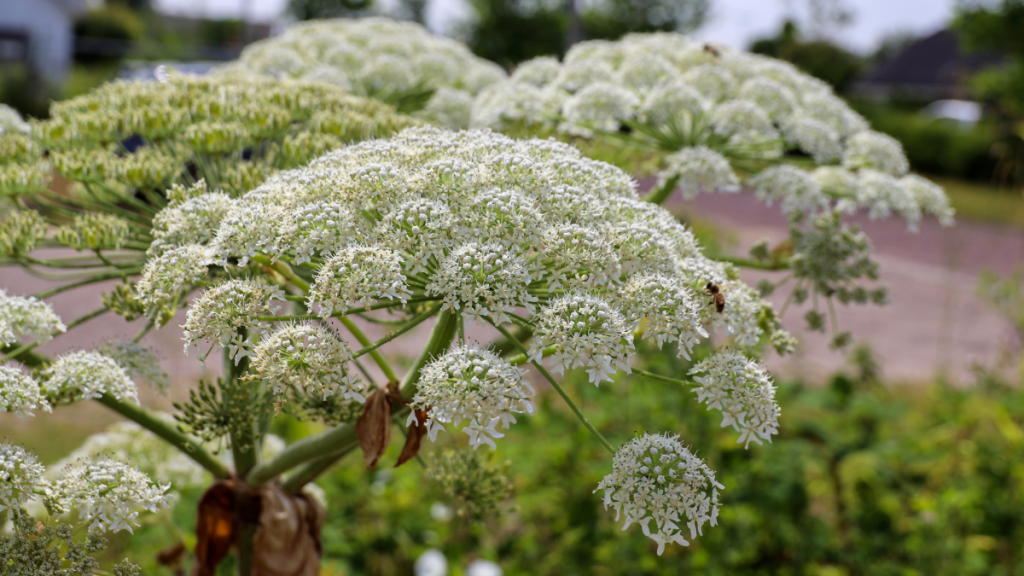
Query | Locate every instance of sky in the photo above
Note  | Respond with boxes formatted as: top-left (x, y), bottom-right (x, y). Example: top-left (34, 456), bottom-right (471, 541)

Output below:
top-left (151, 0), bottom-right (957, 55)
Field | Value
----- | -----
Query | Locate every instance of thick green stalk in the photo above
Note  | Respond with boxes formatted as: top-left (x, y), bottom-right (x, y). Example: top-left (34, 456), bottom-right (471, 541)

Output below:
top-left (643, 174), bottom-right (679, 205)
top-left (96, 394), bottom-right (230, 478)
top-left (269, 311), bottom-right (459, 492)
top-left (488, 319), bottom-right (616, 455)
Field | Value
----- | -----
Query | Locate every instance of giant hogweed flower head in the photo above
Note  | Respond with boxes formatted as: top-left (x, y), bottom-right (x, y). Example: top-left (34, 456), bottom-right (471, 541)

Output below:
top-left (252, 323), bottom-right (366, 403)
top-left (42, 351), bottom-right (139, 405)
top-left (410, 346), bottom-right (535, 450)
top-left (427, 243), bottom-right (535, 326)
top-left (47, 456), bottom-right (172, 533)
top-left (182, 278), bottom-right (285, 362)
top-left (0, 289), bottom-right (65, 346)
top-left (0, 365), bottom-right (50, 417)
top-left (310, 245), bottom-right (412, 316)
top-left (0, 442), bottom-right (45, 513)
top-left (223, 17), bottom-right (505, 128)
top-left (689, 350), bottom-right (780, 448)
top-left (596, 433), bottom-right (722, 555)
top-left (529, 293), bottom-right (634, 385)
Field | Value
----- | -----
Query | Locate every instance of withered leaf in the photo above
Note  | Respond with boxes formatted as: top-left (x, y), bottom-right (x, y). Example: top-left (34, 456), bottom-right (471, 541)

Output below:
top-left (356, 386), bottom-right (393, 470)
top-left (396, 408), bottom-right (429, 468)
top-left (251, 486), bottom-right (326, 576)
top-left (191, 481), bottom-right (236, 576)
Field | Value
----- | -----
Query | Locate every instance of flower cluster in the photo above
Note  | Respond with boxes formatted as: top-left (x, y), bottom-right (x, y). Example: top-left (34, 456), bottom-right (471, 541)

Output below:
top-left (41, 350), bottom-right (139, 404)
top-left (149, 127), bottom-right (780, 399)
top-left (0, 364), bottom-right (49, 417)
top-left (530, 293), bottom-right (635, 385)
top-left (0, 441), bottom-right (45, 513)
top-left (220, 18), bottom-right (506, 128)
top-left (93, 341), bottom-right (171, 393)
top-left (182, 278), bottom-right (285, 362)
top-left (46, 456), bottom-right (172, 533)
top-left (251, 323), bottom-right (366, 402)
top-left (410, 346), bottom-right (535, 449)
top-left (2, 440), bottom-right (169, 536)
top-left (424, 448), bottom-right (513, 521)
top-left (595, 433), bottom-right (723, 555)
top-left (34, 74), bottom-right (416, 196)
top-left (689, 350), bottom-right (780, 448)
top-left (0, 289), bottom-right (66, 346)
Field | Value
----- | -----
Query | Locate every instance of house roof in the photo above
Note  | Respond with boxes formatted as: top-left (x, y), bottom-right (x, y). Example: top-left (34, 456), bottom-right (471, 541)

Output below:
top-left (854, 29), bottom-right (1004, 100)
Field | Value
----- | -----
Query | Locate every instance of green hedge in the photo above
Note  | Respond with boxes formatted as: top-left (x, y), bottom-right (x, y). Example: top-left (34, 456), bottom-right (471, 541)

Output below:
top-left (851, 101), bottom-right (1000, 184)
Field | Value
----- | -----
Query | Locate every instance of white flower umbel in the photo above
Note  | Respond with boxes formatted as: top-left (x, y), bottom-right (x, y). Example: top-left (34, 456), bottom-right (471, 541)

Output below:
top-left (613, 274), bottom-right (707, 359)
top-left (427, 242), bottom-right (535, 326)
top-left (689, 350), bottom-right (780, 448)
top-left (700, 282), bottom-right (766, 347)
top-left (539, 224), bottom-right (621, 291)
top-left (562, 83), bottom-right (639, 137)
top-left (0, 441), bottom-right (45, 513)
top-left (42, 351), bottom-right (139, 404)
top-left (377, 198), bottom-right (456, 275)
top-left (843, 131), bottom-right (910, 176)
top-left (900, 174), bottom-right (955, 226)
top-left (48, 456), bottom-right (172, 533)
top-left (309, 245), bottom-right (411, 316)
top-left (595, 433), bottom-right (723, 555)
top-left (252, 323), bottom-right (366, 402)
top-left (0, 289), bottom-right (65, 346)
top-left (136, 244), bottom-right (210, 318)
top-left (182, 278), bottom-right (285, 362)
top-left (857, 169), bottom-right (922, 227)
top-left (276, 200), bottom-right (364, 265)
top-left (781, 114), bottom-right (843, 163)
top-left (149, 190), bottom-right (233, 257)
top-left (410, 345), bottom-right (535, 450)
top-left (638, 81), bottom-right (709, 126)
top-left (748, 165), bottom-right (829, 215)
top-left (658, 146), bottom-right (739, 200)
top-left (0, 364), bottom-right (50, 417)
top-left (529, 293), bottom-right (634, 385)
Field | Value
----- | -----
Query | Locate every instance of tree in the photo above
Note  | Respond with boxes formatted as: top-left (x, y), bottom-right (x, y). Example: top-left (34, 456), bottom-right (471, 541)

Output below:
top-left (749, 20), bottom-right (863, 92)
top-left (953, 0), bottom-right (1024, 186)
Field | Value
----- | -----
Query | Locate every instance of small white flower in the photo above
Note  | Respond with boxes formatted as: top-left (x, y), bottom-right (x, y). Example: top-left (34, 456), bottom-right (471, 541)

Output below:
top-left (844, 131), bottom-right (910, 176)
top-left (595, 433), bottom-right (723, 555)
top-left (658, 146), bottom-right (739, 200)
top-left (309, 245), bottom-right (412, 316)
top-left (689, 350), bottom-right (780, 447)
top-left (42, 350), bottom-right (139, 404)
top-left (252, 323), bottom-right (366, 402)
top-left (529, 293), bottom-right (634, 386)
top-left (410, 345), bottom-right (535, 450)
top-left (0, 364), bottom-right (49, 417)
top-left (0, 441), bottom-right (45, 513)
top-left (0, 289), bottom-right (65, 347)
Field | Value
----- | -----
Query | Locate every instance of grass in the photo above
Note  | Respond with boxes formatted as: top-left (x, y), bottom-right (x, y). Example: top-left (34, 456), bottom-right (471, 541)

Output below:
top-left (930, 175), bottom-right (1024, 228)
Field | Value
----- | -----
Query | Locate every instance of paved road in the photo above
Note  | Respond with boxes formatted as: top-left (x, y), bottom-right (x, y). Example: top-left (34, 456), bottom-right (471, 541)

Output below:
top-left (663, 184), bottom-right (1024, 385)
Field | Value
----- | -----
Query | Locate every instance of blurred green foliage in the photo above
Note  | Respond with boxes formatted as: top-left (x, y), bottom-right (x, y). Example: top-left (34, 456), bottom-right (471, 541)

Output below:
top-left (851, 100), bottom-right (1001, 185)
top-left (750, 21), bottom-right (863, 93)
top-left (73, 4), bottom-right (146, 64)
top-left (93, 340), bottom-right (1024, 576)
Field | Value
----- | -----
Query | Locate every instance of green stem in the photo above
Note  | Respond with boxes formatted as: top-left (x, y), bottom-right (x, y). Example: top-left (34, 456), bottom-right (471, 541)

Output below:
top-left (632, 368), bottom-right (696, 387)
top-left (643, 174), bottom-right (679, 205)
top-left (268, 310), bottom-right (459, 492)
top-left (338, 316), bottom-right (399, 383)
top-left (31, 270), bottom-right (141, 300)
top-left (711, 254), bottom-right (790, 271)
top-left (95, 394), bottom-right (229, 478)
top-left (351, 303), bottom-right (442, 364)
top-left (487, 319), bottom-right (616, 455)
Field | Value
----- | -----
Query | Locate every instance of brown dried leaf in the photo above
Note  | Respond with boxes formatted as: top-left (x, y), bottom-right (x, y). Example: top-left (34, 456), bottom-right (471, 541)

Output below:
top-left (251, 486), bottom-right (326, 576)
top-left (190, 481), bottom-right (236, 576)
top-left (356, 387), bottom-right (393, 470)
top-left (396, 408), bottom-right (429, 468)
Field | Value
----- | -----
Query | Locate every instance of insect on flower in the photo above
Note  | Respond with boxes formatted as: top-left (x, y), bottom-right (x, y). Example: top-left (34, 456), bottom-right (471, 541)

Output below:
top-left (704, 281), bottom-right (727, 313)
